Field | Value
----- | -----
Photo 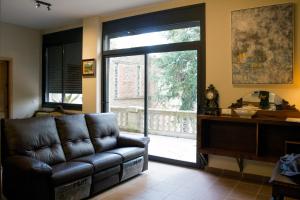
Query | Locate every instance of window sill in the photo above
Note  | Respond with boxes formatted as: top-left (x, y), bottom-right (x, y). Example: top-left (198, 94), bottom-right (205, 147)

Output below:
top-left (42, 102), bottom-right (82, 111)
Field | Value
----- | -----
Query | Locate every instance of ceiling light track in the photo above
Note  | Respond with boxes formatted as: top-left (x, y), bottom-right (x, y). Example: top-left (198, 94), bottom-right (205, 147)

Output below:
top-left (35, 0), bottom-right (52, 11)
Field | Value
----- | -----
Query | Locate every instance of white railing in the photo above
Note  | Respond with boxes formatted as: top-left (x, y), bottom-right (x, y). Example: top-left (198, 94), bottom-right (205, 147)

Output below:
top-left (111, 106), bottom-right (196, 139)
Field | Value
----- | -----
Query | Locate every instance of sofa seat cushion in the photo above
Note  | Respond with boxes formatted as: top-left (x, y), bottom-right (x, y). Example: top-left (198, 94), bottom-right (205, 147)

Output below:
top-left (106, 147), bottom-right (145, 162)
top-left (51, 161), bottom-right (93, 186)
top-left (73, 152), bottom-right (122, 172)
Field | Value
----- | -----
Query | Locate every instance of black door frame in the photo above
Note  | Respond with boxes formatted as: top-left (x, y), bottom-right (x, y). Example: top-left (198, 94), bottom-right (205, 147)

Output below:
top-left (102, 47), bottom-right (205, 168)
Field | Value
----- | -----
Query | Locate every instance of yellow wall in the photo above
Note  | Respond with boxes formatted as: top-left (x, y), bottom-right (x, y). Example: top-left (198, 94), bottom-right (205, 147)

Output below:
top-left (205, 0), bottom-right (300, 110)
top-left (81, 0), bottom-right (300, 176)
top-left (82, 17), bottom-right (101, 113)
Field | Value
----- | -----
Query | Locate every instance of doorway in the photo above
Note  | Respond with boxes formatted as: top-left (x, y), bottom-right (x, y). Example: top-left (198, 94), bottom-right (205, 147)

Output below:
top-left (0, 60), bottom-right (10, 199)
top-left (105, 50), bottom-right (200, 167)
top-left (0, 60), bottom-right (9, 119)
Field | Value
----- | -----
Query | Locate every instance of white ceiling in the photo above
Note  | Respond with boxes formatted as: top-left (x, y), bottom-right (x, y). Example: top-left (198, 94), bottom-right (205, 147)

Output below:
top-left (0, 0), bottom-right (168, 30)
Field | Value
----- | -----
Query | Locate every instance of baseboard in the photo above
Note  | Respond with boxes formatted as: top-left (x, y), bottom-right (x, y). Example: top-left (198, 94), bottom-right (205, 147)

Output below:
top-left (205, 166), bottom-right (270, 184)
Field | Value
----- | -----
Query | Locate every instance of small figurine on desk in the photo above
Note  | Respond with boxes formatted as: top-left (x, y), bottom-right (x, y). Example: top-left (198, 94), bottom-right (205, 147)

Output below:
top-left (203, 84), bottom-right (219, 115)
top-left (259, 91), bottom-right (270, 109)
top-left (229, 98), bottom-right (243, 109)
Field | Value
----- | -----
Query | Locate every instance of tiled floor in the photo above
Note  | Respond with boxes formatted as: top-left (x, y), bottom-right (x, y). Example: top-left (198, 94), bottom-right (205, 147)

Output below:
top-left (123, 132), bottom-right (196, 163)
top-left (90, 162), bottom-right (294, 200)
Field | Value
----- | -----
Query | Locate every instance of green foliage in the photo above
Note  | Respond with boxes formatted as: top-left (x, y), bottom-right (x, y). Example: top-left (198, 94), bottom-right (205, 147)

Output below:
top-left (152, 27), bottom-right (199, 110)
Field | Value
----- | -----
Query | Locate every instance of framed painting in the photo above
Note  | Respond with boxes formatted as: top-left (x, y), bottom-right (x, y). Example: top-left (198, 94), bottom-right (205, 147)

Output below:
top-left (232, 3), bottom-right (294, 84)
top-left (82, 59), bottom-right (96, 77)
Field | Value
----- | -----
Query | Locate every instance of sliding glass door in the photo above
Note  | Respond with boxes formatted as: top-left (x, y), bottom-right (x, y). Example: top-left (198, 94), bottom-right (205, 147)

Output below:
top-left (107, 55), bottom-right (145, 136)
top-left (147, 51), bottom-right (197, 163)
top-left (102, 4), bottom-right (205, 167)
top-left (105, 50), bottom-right (198, 164)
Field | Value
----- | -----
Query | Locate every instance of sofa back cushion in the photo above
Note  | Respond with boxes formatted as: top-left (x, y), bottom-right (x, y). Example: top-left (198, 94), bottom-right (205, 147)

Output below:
top-left (55, 114), bottom-right (95, 160)
top-left (85, 113), bottom-right (119, 153)
top-left (3, 116), bottom-right (66, 165)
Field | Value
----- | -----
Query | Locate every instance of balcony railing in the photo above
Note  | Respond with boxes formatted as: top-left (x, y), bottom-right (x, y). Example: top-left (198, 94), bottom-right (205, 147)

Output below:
top-left (111, 106), bottom-right (196, 139)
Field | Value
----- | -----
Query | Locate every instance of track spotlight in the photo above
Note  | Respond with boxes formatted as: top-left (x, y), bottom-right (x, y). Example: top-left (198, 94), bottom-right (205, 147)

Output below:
top-left (34, 0), bottom-right (52, 11)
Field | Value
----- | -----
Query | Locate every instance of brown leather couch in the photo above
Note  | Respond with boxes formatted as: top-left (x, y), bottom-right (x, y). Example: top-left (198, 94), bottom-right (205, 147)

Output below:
top-left (1, 113), bottom-right (149, 200)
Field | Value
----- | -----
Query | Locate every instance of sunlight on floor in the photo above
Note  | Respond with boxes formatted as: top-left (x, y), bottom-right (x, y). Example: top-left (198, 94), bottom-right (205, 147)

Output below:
top-left (122, 132), bottom-right (196, 163)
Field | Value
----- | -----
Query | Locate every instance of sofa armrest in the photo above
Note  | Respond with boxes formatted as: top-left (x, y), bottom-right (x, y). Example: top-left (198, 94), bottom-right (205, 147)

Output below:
top-left (117, 135), bottom-right (150, 148)
top-left (5, 155), bottom-right (52, 176)
top-left (3, 156), bottom-right (53, 200)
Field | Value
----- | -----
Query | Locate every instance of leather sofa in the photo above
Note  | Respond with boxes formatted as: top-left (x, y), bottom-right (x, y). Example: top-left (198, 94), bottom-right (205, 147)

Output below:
top-left (1, 113), bottom-right (149, 200)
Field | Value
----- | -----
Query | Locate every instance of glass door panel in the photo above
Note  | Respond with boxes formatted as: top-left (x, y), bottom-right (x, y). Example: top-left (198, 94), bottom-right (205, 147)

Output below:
top-left (147, 50), bottom-right (197, 163)
top-left (107, 55), bottom-right (145, 135)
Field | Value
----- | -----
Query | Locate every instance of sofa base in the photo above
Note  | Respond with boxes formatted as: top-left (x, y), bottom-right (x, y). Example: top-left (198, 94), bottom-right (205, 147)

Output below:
top-left (120, 156), bottom-right (144, 182)
top-left (54, 176), bottom-right (91, 200)
top-left (91, 166), bottom-right (121, 195)
top-left (91, 174), bottom-right (120, 195)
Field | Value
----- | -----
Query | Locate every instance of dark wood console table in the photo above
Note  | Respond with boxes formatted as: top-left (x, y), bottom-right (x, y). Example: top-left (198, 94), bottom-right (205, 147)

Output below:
top-left (198, 115), bottom-right (300, 171)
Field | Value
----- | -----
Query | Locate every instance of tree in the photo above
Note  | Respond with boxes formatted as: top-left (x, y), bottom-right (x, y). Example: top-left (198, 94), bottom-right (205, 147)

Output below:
top-left (151, 27), bottom-right (199, 111)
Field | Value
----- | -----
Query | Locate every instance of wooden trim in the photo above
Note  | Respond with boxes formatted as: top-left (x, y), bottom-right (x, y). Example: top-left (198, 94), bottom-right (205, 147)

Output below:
top-left (0, 58), bottom-right (12, 198)
top-left (256, 123), bottom-right (259, 156)
top-left (8, 60), bottom-right (13, 119)
top-left (0, 58), bottom-right (13, 119)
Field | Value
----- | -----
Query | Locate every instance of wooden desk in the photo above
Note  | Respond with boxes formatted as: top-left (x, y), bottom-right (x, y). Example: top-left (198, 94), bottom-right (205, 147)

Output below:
top-left (198, 115), bottom-right (300, 171)
top-left (271, 162), bottom-right (300, 200)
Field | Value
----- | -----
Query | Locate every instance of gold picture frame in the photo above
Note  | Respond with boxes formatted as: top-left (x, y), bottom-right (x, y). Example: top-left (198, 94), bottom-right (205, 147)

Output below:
top-left (82, 59), bottom-right (96, 77)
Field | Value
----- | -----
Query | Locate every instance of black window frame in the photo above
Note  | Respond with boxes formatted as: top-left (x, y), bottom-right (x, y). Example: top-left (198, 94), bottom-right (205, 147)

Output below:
top-left (102, 4), bottom-right (206, 168)
top-left (42, 28), bottom-right (83, 110)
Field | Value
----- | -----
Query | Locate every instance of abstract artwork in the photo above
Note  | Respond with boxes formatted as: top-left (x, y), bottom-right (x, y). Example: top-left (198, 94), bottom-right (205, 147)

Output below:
top-left (232, 4), bottom-right (294, 84)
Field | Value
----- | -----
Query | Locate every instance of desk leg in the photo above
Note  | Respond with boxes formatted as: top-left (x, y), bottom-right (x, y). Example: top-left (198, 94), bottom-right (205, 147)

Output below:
top-left (272, 195), bottom-right (284, 200)
top-left (236, 156), bottom-right (244, 172)
top-left (0, 166), bottom-right (2, 199)
top-left (198, 153), bottom-right (208, 169)
top-left (272, 187), bottom-right (284, 200)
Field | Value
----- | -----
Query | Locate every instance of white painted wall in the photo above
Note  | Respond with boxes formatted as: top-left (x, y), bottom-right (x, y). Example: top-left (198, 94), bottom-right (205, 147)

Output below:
top-left (0, 22), bottom-right (41, 118)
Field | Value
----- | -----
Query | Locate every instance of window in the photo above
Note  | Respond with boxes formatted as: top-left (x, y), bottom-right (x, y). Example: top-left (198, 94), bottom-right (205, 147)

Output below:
top-left (42, 28), bottom-right (83, 110)
top-left (109, 56), bottom-right (145, 99)
top-left (108, 26), bottom-right (200, 50)
top-left (102, 4), bottom-right (205, 167)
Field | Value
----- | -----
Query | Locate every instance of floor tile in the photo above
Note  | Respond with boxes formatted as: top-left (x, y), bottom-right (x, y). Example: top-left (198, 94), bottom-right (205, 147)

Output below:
top-left (234, 181), bottom-right (262, 194)
top-left (89, 162), bottom-right (271, 200)
top-left (227, 190), bottom-right (257, 200)
top-left (258, 184), bottom-right (272, 196)
top-left (256, 194), bottom-right (272, 200)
